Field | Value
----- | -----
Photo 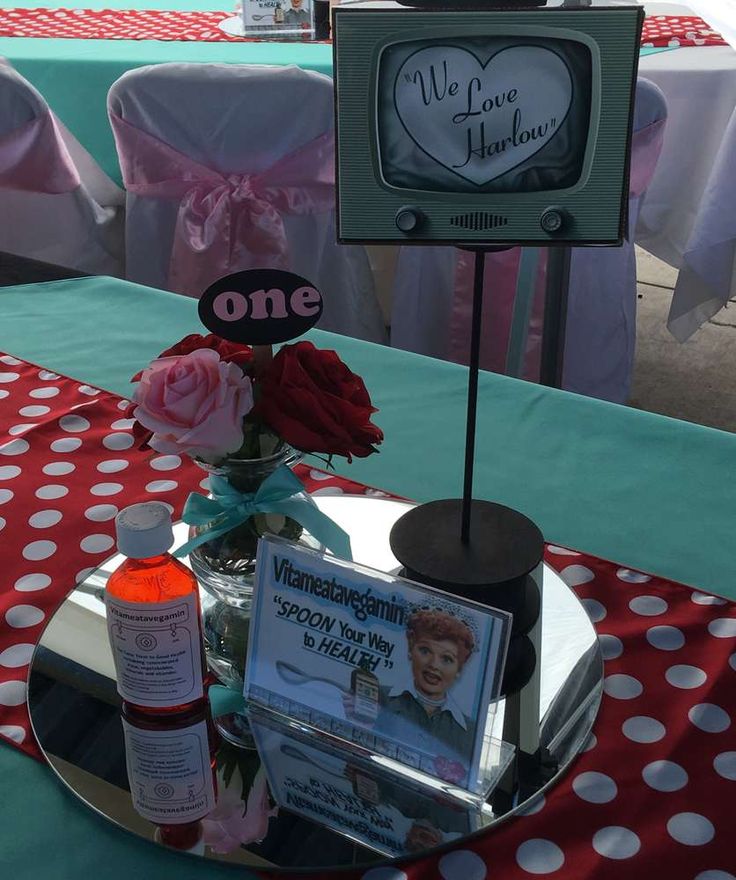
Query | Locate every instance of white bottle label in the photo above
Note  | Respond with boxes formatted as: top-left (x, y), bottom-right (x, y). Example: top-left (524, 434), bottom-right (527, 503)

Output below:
top-left (106, 593), bottom-right (204, 707)
top-left (122, 717), bottom-right (216, 824)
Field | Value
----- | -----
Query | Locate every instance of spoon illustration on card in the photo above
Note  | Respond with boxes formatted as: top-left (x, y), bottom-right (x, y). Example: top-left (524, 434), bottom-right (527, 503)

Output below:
top-left (276, 660), bottom-right (350, 695)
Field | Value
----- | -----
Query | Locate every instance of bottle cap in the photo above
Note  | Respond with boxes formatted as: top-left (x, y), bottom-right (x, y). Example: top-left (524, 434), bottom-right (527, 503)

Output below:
top-left (115, 502), bottom-right (174, 559)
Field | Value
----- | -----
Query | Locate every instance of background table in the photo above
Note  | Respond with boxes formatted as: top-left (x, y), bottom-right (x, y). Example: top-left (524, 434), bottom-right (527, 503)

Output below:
top-left (2, 0), bottom-right (734, 339)
top-left (2, 275), bottom-right (736, 879)
top-left (635, 4), bottom-right (736, 340)
top-left (0, 0), bottom-right (673, 187)
top-left (0, 0), bottom-right (332, 184)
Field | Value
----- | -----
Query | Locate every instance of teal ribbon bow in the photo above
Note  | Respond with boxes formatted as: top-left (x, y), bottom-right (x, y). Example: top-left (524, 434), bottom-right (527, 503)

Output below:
top-left (208, 684), bottom-right (247, 719)
top-left (173, 464), bottom-right (352, 561)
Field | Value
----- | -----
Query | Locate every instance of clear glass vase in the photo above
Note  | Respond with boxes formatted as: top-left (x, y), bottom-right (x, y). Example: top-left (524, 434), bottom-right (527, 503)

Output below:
top-left (190, 446), bottom-right (323, 746)
top-left (190, 446), bottom-right (313, 607)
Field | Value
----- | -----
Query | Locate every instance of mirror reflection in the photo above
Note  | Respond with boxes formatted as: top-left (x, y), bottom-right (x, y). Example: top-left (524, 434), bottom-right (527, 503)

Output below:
top-left (28, 497), bottom-right (602, 870)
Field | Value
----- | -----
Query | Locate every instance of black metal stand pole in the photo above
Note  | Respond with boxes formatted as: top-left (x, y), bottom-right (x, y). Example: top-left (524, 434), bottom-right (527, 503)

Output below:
top-left (539, 246), bottom-right (572, 388)
top-left (458, 244), bottom-right (512, 544)
top-left (461, 248), bottom-right (486, 544)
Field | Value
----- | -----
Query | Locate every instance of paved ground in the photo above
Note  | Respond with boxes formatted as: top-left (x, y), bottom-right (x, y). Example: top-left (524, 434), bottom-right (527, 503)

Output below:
top-left (630, 248), bottom-right (736, 433)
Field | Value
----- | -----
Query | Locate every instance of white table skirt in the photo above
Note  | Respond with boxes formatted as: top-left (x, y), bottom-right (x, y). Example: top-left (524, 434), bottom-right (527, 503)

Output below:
top-left (637, 3), bottom-right (736, 339)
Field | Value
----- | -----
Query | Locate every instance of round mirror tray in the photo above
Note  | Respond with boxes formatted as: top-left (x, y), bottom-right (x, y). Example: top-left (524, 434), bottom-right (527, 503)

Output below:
top-left (28, 496), bottom-right (602, 872)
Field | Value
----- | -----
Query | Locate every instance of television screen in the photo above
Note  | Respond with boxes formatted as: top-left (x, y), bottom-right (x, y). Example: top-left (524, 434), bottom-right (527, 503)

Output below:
top-left (378, 36), bottom-right (592, 194)
top-left (333, 4), bottom-right (644, 245)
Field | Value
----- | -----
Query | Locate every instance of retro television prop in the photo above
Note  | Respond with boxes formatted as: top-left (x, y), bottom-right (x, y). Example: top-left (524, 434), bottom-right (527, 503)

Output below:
top-left (332, 2), bottom-right (644, 246)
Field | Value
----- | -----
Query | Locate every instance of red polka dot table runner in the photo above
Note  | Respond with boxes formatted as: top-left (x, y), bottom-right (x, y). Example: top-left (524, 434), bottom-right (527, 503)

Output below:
top-left (1, 352), bottom-right (735, 879)
top-left (0, 9), bottom-right (729, 47)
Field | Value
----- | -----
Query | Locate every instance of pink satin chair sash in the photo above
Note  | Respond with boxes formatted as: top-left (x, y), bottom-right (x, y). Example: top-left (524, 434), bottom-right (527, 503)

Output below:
top-left (450, 247), bottom-right (538, 372)
top-left (0, 112), bottom-right (80, 194)
top-left (110, 114), bottom-right (336, 297)
top-left (629, 118), bottom-right (667, 198)
top-left (448, 116), bottom-right (668, 373)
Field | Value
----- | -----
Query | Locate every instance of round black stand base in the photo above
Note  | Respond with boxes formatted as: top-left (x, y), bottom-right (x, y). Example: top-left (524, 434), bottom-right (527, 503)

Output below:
top-left (390, 499), bottom-right (545, 697)
top-left (389, 498), bottom-right (544, 611)
top-left (396, 566), bottom-right (539, 638)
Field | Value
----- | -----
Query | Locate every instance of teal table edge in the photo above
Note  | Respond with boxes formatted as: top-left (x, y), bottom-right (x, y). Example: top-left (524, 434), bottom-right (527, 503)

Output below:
top-left (1, 743), bottom-right (265, 880)
top-left (2, 275), bottom-right (734, 600)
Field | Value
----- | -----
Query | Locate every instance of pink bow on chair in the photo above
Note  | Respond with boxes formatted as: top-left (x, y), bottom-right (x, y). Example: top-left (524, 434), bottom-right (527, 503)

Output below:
top-left (628, 117), bottom-right (666, 199)
top-left (110, 114), bottom-right (336, 297)
top-left (0, 111), bottom-right (80, 193)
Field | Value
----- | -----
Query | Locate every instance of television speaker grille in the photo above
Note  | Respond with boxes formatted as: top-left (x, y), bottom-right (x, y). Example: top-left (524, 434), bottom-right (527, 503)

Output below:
top-left (450, 213), bottom-right (509, 231)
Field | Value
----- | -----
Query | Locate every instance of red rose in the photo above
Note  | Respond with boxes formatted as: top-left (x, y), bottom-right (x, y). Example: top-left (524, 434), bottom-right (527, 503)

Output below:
top-left (131, 334), bottom-right (252, 381)
top-left (123, 400), bottom-right (154, 451)
top-left (256, 342), bottom-right (383, 461)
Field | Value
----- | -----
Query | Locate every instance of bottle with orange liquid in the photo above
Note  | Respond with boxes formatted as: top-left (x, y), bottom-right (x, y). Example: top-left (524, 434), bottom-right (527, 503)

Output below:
top-left (106, 501), bottom-right (207, 716)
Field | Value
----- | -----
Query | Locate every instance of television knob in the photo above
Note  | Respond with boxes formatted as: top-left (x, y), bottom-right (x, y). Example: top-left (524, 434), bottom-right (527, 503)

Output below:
top-left (395, 207), bottom-right (422, 233)
top-left (540, 207), bottom-right (566, 234)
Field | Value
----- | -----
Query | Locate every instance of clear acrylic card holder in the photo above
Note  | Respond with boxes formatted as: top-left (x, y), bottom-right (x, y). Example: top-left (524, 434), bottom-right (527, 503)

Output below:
top-left (243, 535), bottom-right (515, 804)
top-left (249, 707), bottom-right (512, 856)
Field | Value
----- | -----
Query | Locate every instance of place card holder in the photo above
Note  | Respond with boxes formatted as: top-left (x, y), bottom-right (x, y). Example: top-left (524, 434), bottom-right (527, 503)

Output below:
top-left (256, 696), bottom-right (515, 800)
top-left (248, 707), bottom-right (495, 857)
top-left (243, 536), bottom-right (517, 804)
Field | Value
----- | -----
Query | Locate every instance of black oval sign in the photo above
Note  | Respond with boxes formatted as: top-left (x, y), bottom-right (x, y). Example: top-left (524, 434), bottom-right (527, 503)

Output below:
top-left (198, 269), bottom-right (323, 345)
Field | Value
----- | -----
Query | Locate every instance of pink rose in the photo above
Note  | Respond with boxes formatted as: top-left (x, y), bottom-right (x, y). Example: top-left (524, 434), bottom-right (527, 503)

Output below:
top-left (132, 348), bottom-right (253, 463)
top-left (202, 768), bottom-right (277, 854)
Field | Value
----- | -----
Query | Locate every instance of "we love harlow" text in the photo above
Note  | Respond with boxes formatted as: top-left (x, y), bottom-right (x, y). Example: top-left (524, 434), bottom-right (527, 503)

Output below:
top-left (405, 58), bottom-right (559, 171)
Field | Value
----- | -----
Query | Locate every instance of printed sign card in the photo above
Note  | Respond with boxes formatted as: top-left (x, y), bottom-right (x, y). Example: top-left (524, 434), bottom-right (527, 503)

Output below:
top-left (241, 0), bottom-right (314, 34)
top-left (333, 7), bottom-right (643, 244)
top-left (199, 269), bottom-right (323, 345)
top-left (245, 536), bottom-right (512, 794)
top-left (378, 36), bottom-right (590, 196)
top-left (392, 44), bottom-right (573, 187)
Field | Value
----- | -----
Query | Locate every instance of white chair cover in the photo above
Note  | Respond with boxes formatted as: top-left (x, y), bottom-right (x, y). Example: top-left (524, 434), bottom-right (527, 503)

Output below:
top-left (108, 63), bottom-right (386, 344)
top-left (0, 60), bottom-right (124, 276)
top-left (391, 78), bottom-right (668, 404)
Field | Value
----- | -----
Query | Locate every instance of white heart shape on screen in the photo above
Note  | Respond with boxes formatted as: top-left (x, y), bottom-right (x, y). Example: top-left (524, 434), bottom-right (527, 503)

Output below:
top-left (394, 45), bottom-right (572, 186)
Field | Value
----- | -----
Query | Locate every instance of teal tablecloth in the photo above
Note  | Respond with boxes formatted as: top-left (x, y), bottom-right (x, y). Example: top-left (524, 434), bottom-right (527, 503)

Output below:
top-left (0, 0), bottom-right (669, 184)
top-left (3, 275), bottom-right (733, 597)
top-left (2, 274), bottom-right (734, 880)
